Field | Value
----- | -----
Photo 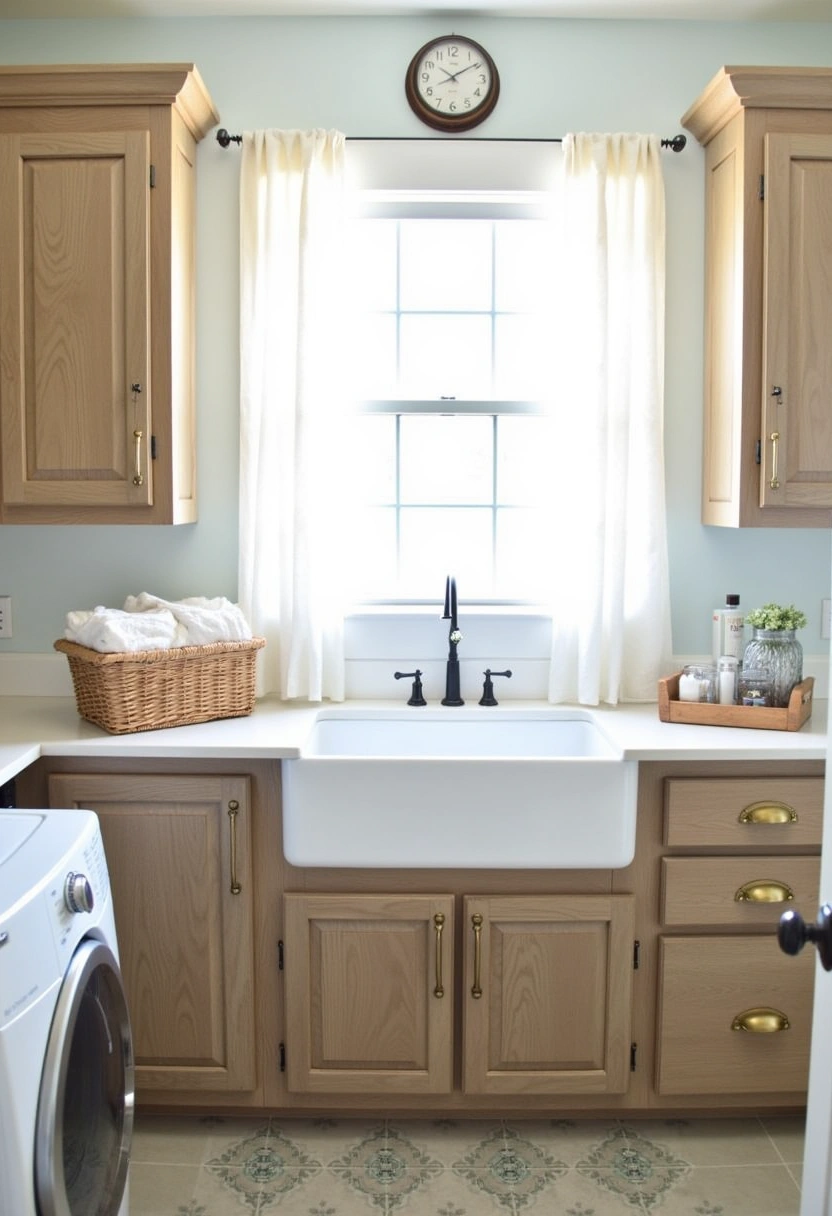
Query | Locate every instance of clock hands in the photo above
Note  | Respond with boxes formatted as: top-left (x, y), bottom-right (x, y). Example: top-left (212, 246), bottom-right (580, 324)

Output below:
top-left (435, 60), bottom-right (482, 86)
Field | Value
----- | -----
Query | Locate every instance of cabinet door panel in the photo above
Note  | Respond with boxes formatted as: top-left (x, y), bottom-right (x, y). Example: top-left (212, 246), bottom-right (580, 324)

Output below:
top-left (657, 935), bottom-right (813, 1095)
top-left (49, 772), bottom-right (255, 1094)
top-left (283, 893), bottom-right (454, 1094)
top-left (762, 132), bottom-right (832, 508)
top-left (0, 131), bottom-right (151, 507)
top-left (463, 894), bottom-right (635, 1095)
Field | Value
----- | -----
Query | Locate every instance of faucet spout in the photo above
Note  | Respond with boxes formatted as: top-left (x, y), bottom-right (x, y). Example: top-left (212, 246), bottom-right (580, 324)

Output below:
top-left (441, 576), bottom-right (464, 706)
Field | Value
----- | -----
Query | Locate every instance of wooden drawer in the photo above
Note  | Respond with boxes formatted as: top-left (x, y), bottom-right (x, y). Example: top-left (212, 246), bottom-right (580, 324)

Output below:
top-left (662, 856), bottom-right (820, 928)
top-left (656, 935), bottom-right (814, 1095)
top-left (665, 777), bottom-right (823, 848)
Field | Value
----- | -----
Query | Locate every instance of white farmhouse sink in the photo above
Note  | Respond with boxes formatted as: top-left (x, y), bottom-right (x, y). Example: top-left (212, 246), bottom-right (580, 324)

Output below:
top-left (282, 708), bottom-right (638, 869)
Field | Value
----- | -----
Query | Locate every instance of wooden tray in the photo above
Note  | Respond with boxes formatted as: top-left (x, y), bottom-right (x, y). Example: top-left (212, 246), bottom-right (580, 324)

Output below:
top-left (658, 673), bottom-right (814, 732)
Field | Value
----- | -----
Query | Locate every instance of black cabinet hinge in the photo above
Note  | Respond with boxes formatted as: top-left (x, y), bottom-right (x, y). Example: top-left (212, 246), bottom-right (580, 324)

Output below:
top-left (150, 164), bottom-right (156, 189)
top-left (759, 174), bottom-right (765, 201)
top-left (633, 940), bottom-right (640, 970)
top-left (150, 435), bottom-right (157, 461)
top-left (630, 1042), bottom-right (637, 1072)
top-left (278, 939), bottom-right (284, 971)
top-left (755, 438), bottom-right (761, 465)
top-left (279, 1041), bottom-right (286, 1072)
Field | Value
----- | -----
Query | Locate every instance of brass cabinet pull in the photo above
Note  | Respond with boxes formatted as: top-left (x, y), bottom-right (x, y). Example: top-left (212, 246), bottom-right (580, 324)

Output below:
top-left (132, 429), bottom-right (144, 486)
top-left (769, 430), bottom-right (780, 489)
top-left (731, 1007), bottom-right (790, 1034)
top-left (227, 800), bottom-right (242, 894)
top-left (735, 880), bottom-right (794, 904)
top-left (433, 913), bottom-right (445, 998)
top-left (130, 382), bottom-right (145, 486)
top-left (738, 801), bottom-right (798, 825)
top-left (471, 913), bottom-right (483, 999)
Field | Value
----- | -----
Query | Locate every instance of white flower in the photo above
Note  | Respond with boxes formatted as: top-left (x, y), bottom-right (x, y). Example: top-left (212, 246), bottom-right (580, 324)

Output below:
top-left (450, 629), bottom-right (462, 644)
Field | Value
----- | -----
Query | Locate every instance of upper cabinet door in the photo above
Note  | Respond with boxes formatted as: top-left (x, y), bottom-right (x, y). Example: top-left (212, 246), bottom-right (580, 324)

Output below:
top-left (761, 133), bottom-right (832, 509)
top-left (682, 66), bottom-right (832, 527)
top-left (0, 63), bottom-right (218, 524)
top-left (0, 130), bottom-right (152, 510)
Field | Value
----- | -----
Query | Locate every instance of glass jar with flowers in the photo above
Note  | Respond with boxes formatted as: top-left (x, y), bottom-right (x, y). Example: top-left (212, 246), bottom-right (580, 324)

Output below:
top-left (742, 603), bottom-right (807, 707)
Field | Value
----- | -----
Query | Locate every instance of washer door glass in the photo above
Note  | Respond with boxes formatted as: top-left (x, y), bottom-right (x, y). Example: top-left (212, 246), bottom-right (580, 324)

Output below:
top-left (35, 938), bottom-right (135, 1216)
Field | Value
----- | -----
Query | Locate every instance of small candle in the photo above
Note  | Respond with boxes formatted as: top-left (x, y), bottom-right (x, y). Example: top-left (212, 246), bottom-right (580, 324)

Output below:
top-left (718, 670), bottom-right (736, 704)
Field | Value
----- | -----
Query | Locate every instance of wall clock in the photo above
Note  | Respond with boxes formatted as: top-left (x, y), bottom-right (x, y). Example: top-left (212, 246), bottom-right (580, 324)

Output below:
top-left (405, 34), bottom-right (500, 133)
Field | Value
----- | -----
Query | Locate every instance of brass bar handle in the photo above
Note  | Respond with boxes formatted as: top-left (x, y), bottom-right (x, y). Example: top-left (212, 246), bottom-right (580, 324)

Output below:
top-left (731, 1007), bottom-right (790, 1034)
top-left (738, 801), bottom-right (798, 825)
top-left (227, 800), bottom-right (242, 894)
top-left (471, 912), bottom-right (483, 999)
top-left (433, 913), bottom-right (445, 998)
top-left (735, 880), bottom-right (795, 904)
top-left (769, 430), bottom-right (780, 490)
top-left (132, 429), bottom-right (144, 486)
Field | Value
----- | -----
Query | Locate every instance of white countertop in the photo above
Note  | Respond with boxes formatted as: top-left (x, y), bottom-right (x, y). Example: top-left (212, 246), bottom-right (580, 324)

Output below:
top-left (0, 694), bottom-right (826, 789)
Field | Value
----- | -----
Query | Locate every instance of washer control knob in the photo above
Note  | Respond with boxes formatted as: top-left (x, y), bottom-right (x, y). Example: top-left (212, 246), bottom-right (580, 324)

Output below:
top-left (64, 872), bottom-right (94, 915)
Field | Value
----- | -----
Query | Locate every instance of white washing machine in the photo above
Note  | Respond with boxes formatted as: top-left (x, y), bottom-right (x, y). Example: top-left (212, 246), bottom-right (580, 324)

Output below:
top-left (0, 808), bottom-right (134, 1216)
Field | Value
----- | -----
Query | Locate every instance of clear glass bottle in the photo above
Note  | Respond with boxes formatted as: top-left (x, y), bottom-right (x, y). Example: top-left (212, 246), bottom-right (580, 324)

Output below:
top-left (742, 630), bottom-right (803, 708)
top-left (737, 667), bottom-right (775, 707)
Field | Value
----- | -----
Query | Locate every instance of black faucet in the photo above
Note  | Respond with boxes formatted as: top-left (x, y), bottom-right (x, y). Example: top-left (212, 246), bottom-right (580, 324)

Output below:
top-left (441, 575), bottom-right (464, 706)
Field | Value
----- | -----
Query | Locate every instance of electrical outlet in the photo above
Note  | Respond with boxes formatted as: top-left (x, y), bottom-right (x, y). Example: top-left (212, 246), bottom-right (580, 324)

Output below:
top-left (823, 599), bottom-right (832, 642)
top-left (0, 597), bottom-right (11, 639)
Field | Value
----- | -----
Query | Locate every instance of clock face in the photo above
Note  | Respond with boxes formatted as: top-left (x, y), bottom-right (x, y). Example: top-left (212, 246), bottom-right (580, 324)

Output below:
top-left (405, 36), bottom-right (500, 133)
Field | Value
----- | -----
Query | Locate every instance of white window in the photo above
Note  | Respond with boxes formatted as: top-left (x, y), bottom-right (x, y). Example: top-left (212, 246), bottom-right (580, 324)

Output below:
top-left (345, 170), bottom-right (564, 605)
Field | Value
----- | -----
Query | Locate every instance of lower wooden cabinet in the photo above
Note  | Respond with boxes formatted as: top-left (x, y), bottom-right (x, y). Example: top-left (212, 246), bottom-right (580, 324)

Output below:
top-left (283, 893), bottom-right (454, 1095)
top-left (656, 935), bottom-right (814, 1095)
top-left (48, 771), bottom-right (257, 1097)
top-left (654, 770), bottom-right (822, 1103)
top-left (282, 891), bottom-right (635, 1097)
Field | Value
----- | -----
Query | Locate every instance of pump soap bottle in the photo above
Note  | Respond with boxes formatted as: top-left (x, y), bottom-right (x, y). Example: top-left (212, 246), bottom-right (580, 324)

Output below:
top-left (712, 594), bottom-right (745, 666)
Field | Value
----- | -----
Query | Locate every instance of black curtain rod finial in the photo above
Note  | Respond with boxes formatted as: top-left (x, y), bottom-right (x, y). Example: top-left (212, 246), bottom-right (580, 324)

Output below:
top-left (216, 128), bottom-right (242, 148)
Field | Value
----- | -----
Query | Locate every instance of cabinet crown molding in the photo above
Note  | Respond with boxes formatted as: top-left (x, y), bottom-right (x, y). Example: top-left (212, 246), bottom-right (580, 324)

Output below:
top-left (682, 65), bottom-right (832, 145)
top-left (0, 63), bottom-right (218, 139)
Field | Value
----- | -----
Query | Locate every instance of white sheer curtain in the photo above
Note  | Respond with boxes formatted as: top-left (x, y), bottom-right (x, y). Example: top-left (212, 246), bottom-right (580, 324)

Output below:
top-left (548, 133), bottom-right (672, 706)
top-left (238, 128), bottom-right (349, 701)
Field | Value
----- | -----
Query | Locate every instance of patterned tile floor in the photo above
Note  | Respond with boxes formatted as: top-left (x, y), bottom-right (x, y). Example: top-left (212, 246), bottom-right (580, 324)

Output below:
top-left (129, 1113), bottom-right (804, 1216)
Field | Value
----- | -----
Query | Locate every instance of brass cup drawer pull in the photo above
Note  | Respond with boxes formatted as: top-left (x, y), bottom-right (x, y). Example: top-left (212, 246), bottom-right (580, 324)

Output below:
top-left (735, 880), bottom-right (795, 904)
top-left (471, 912), bottom-right (483, 999)
top-left (738, 801), bottom-right (798, 826)
top-left (731, 1007), bottom-right (790, 1034)
top-left (433, 912), bottom-right (445, 998)
top-left (227, 799), bottom-right (242, 894)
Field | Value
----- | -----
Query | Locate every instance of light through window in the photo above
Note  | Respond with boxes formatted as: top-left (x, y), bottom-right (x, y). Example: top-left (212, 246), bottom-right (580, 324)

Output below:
top-left (346, 200), bottom-right (558, 604)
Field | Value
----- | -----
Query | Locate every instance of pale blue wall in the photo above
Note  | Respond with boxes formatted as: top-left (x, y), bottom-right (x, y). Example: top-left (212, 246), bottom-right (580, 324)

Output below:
top-left (1, 16), bottom-right (831, 658)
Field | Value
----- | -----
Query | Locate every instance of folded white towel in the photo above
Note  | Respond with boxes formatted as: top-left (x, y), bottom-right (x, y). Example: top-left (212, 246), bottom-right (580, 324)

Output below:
top-left (123, 592), bottom-right (252, 646)
top-left (65, 606), bottom-right (183, 653)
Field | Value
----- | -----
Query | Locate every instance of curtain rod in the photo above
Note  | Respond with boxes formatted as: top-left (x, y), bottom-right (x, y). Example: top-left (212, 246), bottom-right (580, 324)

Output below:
top-left (215, 129), bottom-right (687, 152)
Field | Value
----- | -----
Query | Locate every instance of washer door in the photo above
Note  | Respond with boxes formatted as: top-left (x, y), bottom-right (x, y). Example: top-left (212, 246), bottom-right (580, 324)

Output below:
top-left (35, 938), bottom-right (135, 1216)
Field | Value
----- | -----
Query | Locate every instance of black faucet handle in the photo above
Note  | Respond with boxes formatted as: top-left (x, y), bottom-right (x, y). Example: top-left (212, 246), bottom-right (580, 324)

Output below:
top-left (394, 669), bottom-right (427, 707)
top-left (479, 668), bottom-right (512, 707)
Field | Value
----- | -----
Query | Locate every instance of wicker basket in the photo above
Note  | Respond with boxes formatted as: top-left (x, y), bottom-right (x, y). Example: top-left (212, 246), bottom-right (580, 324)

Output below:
top-left (54, 637), bottom-right (266, 734)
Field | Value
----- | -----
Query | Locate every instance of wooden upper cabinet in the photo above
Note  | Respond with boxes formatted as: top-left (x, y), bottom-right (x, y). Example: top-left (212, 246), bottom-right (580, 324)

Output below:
top-left (0, 64), bottom-right (218, 524)
top-left (682, 66), bottom-right (832, 527)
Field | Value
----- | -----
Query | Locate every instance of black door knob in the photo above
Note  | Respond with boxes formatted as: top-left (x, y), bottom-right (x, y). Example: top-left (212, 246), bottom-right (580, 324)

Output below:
top-left (778, 905), bottom-right (832, 972)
